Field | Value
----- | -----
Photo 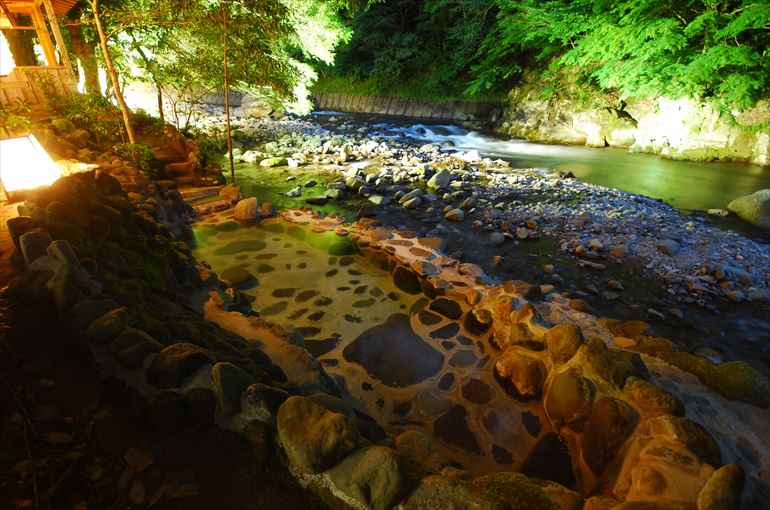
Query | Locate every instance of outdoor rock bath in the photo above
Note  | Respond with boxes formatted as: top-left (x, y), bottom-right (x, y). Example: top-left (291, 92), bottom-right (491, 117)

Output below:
top-left (1, 2), bottom-right (769, 510)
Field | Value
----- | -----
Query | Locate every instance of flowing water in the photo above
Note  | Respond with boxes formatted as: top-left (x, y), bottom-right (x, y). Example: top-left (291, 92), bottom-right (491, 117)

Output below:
top-left (347, 116), bottom-right (770, 214)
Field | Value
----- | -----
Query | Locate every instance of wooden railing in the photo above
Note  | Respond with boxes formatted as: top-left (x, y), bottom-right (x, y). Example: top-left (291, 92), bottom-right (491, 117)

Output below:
top-left (1, 66), bottom-right (77, 111)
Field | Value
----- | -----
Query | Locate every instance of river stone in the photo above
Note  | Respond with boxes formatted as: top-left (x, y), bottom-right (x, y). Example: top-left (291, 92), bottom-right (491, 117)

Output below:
top-left (343, 314), bottom-right (444, 387)
top-left (329, 446), bottom-right (405, 510)
top-left (260, 157), bottom-right (287, 167)
top-left (67, 299), bottom-right (121, 339)
top-left (434, 404), bottom-right (481, 454)
top-left (461, 378), bottom-right (493, 404)
top-left (391, 266), bottom-right (421, 295)
top-left (544, 323), bottom-right (584, 365)
top-left (581, 397), bottom-right (639, 475)
top-left (109, 328), bottom-right (163, 369)
top-left (19, 230), bottom-right (52, 265)
top-left (445, 208), bottom-right (465, 222)
top-left (727, 188), bottom-right (770, 229)
top-left (464, 308), bottom-right (493, 335)
top-left (623, 376), bottom-right (684, 416)
top-left (7, 216), bottom-right (36, 251)
top-left (429, 298), bottom-right (462, 320)
top-left (401, 475), bottom-right (495, 510)
top-left (472, 472), bottom-right (564, 510)
top-left (277, 396), bottom-right (362, 473)
top-left (585, 340), bottom-right (650, 389)
top-left (495, 350), bottom-right (546, 399)
top-left (394, 430), bottom-right (448, 481)
top-left (148, 343), bottom-right (214, 389)
top-left (520, 433), bottom-right (576, 488)
top-left (696, 463), bottom-right (744, 510)
top-left (210, 362), bottom-right (253, 415)
top-left (233, 197), bottom-right (259, 221)
top-left (427, 168), bottom-right (452, 189)
top-left (85, 307), bottom-right (129, 345)
top-left (640, 415), bottom-right (722, 467)
top-left (544, 368), bottom-right (594, 430)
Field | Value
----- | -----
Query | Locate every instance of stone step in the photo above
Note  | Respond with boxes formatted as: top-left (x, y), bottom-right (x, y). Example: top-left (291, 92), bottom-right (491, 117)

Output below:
top-left (179, 186), bottom-right (223, 202)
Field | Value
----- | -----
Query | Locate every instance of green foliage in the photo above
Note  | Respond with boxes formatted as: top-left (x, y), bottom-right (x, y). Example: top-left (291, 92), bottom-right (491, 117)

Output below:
top-left (51, 93), bottom-right (123, 145)
top-left (99, 0), bottom-right (358, 115)
top-left (0, 98), bottom-right (32, 134)
top-left (328, 0), bottom-right (768, 110)
top-left (468, 0), bottom-right (770, 108)
top-left (132, 108), bottom-right (165, 133)
top-left (114, 142), bottom-right (157, 176)
top-left (184, 127), bottom-right (227, 159)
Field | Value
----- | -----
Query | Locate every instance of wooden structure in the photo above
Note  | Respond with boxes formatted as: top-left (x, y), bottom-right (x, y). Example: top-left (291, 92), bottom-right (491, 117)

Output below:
top-left (1, 0), bottom-right (77, 111)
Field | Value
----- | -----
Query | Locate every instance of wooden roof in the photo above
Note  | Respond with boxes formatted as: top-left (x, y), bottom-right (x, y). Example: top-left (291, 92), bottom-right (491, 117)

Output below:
top-left (1, 1), bottom-right (78, 28)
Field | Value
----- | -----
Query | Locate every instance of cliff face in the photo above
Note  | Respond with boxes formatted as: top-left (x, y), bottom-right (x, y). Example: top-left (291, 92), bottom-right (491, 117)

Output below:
top-left (499, 87), bottom-right (770, 167)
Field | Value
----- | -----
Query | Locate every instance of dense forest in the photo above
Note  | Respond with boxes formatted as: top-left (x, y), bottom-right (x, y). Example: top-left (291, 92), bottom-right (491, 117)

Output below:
top-left (2, 0), bottom-right (768, 114)
top-left (324, 0), bottom-right (770, 109)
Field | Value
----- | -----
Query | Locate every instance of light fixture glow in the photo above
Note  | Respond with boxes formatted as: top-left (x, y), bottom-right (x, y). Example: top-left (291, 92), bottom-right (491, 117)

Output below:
top-left (0, 32), bottom-right (15, 76)
top-left (0, 135), bottom-right (61, 193)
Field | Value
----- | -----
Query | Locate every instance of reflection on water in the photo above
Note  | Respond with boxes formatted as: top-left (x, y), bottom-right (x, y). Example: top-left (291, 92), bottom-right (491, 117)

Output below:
top-left (364, 120), bottom-right (770, 213)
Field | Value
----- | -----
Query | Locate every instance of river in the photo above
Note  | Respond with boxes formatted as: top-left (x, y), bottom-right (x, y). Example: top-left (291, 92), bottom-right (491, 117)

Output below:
top-left (314, 112), bottom-right (770, 239)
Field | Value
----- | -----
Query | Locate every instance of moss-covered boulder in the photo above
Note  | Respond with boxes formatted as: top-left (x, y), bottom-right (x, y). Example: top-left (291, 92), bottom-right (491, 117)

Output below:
top-left (328, 446), bottom-right (405, 510)
top-left (148, 343), bottom-right (214, 389)
top-left (277, 396), bottom-right (362, 473)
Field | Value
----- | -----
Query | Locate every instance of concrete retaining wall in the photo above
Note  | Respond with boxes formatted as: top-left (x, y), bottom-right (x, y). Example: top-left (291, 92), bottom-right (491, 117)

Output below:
top-left (314, 93), bottom-right (501, 123)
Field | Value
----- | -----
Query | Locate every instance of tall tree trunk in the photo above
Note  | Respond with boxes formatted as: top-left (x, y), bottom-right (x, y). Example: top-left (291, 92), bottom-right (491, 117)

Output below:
top-left (128, 31), bottom-right (164, 122)
top-left (2, 25), bottom-right (38, 66)
top-left (222, 2), bottom-right (235, 183)
top-left (89, 0), bottom-right (135, 144)
top-left (66, 22), bottom-right (100, 95)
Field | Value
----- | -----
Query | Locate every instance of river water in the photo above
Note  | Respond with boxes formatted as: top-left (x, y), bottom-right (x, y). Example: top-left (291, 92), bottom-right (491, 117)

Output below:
top-left (316, 113), bottom-right (770, 219)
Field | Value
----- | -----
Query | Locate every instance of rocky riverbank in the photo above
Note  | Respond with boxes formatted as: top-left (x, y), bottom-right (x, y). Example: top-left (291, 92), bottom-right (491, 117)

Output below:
top-left (3, 109), bottom-right (769, 509)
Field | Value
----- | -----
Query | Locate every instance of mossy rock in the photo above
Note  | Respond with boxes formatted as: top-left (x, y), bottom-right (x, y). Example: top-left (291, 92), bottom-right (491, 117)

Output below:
top-left (663, 353), bottom-right (770, 408)
top-left (472, 472), bottom-right (563, 510)
top-left (624, 376), bottom-right (684, 416)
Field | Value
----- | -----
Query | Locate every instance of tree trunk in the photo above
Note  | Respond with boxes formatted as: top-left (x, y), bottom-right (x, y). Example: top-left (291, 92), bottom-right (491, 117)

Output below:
top-left (66, 22), bottom-right (100, 95)
top-left (222, 3), bottom-right (235, 183)
top-left (89, 0), bottom-right (135, 144)
top-left (1, 25), bottom-right (38, 66)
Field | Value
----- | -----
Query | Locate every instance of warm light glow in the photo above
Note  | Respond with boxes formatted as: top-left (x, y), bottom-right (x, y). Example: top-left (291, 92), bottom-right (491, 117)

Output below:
top-left (0, 135), bottom-right (61, 193)
top-left (0, 32), bottom-right (15, 76)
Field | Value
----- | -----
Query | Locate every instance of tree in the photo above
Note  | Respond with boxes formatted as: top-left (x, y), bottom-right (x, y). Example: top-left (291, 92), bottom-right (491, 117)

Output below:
top-left (88, 0), bottom-right (136, 143)
top-left (65, 3), bottom-right (101, 95)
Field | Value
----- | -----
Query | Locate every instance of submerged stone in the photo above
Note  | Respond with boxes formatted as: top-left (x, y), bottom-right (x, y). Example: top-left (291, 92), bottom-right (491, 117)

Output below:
top-left (433, 404), bottom-right (481, 454)
top-left (343, 314), bottom-right (444, 387)
top-left (212, 240), bottom-right (267, 256)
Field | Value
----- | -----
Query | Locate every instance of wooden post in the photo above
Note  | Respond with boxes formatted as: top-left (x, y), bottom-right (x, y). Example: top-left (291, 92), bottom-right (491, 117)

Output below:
top-left (41, 0), bottom-right (75, 80)
top-left (29, 4), bottom-right (57, 67)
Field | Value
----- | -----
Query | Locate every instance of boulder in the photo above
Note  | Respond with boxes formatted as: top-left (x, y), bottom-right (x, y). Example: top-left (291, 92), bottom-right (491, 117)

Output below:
top-left (727, 189), bottom-right (770, 229)
top-left (544, 323), bottom-right (584, 365)
top-left (394, 430), bottom-right (449, 481)
top-left (329, 447), bottom-right (405, 510)
top-left (472, 472), bottom-right (563, 510)
top-left (85, 307), bottom-right (129, 345)
top-left (210, 361), bottom-right (253, 415)
top-left (19, 230), bottom-right (52, 266)
top-left (109, 328), bottom-right (163, 369)
top-left (184, 387), bottom-right (216, 429)
top-left (400, 475), bottom-right (496, 510)
top-left (623, 377), bottom-right (684, 416)
top-left (696, 463), bottom-right (744, 510)
top-left (495, 350), bottom-right (546, 399)
top-left (585, 340), bottom-right (650, 389)
top-left (544, 368), bottom-right (594, 430)
top-left (233, 197), bottom-right (260, 221)
top-left (640, 415), bottom-right (722, 467)
top-left (277, 396), bottom-right (362, 473)
top-left (148, 343), bottom-right (214, 389)
top-left (581, 397), bottom-right (639, 475)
